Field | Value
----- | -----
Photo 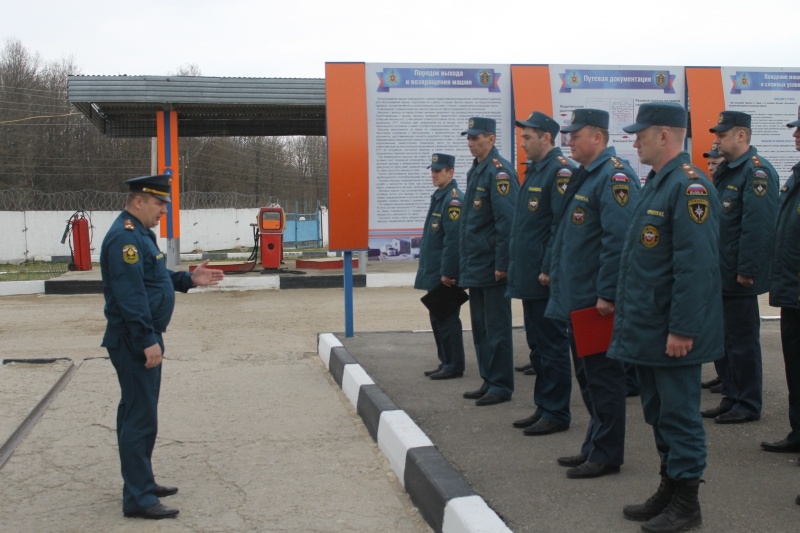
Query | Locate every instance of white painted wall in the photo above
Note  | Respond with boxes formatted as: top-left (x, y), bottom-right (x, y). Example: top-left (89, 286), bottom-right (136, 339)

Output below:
top-left (0, 208), bottom-right (329, 263)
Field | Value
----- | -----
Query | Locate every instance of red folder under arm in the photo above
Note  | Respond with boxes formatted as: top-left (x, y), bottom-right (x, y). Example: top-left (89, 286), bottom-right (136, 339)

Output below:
top-left (570, 306), bottom-right (614, 357)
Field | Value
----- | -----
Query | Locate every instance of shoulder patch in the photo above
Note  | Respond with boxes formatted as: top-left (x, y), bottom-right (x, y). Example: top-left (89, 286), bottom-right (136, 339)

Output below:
top-left (492, 158), bottom-right (504, 169)
top-left (753, 169), bottom-right (768, 180)
top-left (685, 183), bottom-right (708, 196)
top-left (610, 156), bottom-right (624, 170)
top-left (751, 155), bottom-right (763, 168)
top-left (680, 163), bottom-right (700, 179)
top-left (611, 173), bottom-right (629, 182)
top-left (496, 172), bottom-right (510, 181)
top-left (449, 198), bottom-right (461, 207)
top-left (122, 245), bottom-right (139, 264)
top-left (124, 219), bottom-right (134, 231)
top-left (688, 199), bottom-right (710, 224)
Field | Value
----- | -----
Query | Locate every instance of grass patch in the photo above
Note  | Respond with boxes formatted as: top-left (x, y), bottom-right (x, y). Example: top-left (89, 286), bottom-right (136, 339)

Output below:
top-left (0, 261), bottom-right (71, 281)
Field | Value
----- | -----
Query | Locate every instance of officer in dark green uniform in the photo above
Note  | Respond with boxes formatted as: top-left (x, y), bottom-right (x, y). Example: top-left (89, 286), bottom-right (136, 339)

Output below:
top-left (415, 153), bottom-right (466, 380)
top-left (610, 102), bottom-right (723, 533)
top-left (507, 111), bottom-right (574, 435)
top-left (545, 108), bottom-right (640, 479)
top-left (761, 109), bottom-right (800, 470)
top-left (101, 175), bottom-right (223, 519)
top-left (702, 111), bottom-right (779, 424)
top-left (459, 117), bottom-right (519, 406)
top-left (701, 140), bottom-right (725, 393)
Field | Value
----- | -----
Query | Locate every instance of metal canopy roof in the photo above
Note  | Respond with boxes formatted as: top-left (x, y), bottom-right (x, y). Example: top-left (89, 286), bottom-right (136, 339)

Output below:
top-left (68, 76), bottom-right (327, 137)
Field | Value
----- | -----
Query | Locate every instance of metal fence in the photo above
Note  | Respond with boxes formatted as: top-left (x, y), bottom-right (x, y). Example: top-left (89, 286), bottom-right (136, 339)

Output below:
top-left (0, 189), bottom-right (296, 211)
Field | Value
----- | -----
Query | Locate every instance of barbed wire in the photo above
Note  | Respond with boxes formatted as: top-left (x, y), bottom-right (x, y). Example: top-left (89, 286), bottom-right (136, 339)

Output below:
top-left (0, 189), bottom-right (328, 211)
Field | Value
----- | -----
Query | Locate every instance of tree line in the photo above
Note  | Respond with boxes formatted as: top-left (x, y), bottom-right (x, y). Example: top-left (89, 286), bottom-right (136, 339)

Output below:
top-left (0, 39), bottom-right (328, 211)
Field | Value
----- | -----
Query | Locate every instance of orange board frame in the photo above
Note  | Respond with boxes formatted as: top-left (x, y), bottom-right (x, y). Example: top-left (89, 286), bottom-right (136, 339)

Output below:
top-left (325, 63), bottom-right (370, 251)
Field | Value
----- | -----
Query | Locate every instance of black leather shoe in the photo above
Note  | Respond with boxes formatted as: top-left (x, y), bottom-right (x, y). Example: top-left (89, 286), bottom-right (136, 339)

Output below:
top-left (557, 453), bottom-right (587, 467)
top-left (475, 393), bottom-right (509, 406)
top-left (701, 376), bottom-right (721, 389)
top-left (701, 404), bottom-right (730, 418)
top-left (124, 503), bottom-right (179, 519)
top-left (523, 418), bottom-right (569, 436)
top-left (523, 367), bottom-right (537, 376)
top-left (154, 484), bottom-right (178, 497)
top-left (709, 383), bottom-right (722, 394)
top-left (424, 367), bottom-right (441, 377)
top-left (429, 370), bottom-right (463, 380)
top-left (715, 411), bottom-right (758, 424)
top-left (514, 363), bottom-right (532, 372)
top-left (796, 494), bottom-right (800, 505)
top-left (761, 438), bottom-right (800, 453)
top-left (463, 388), bottom-right (486, 400)
top-left (512, 413), bottom-right (541, 428)
top-left (566, 461), bottom-right (620, 479)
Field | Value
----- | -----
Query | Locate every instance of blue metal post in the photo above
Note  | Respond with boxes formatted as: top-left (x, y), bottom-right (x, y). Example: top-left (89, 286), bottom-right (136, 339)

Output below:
top-left (344, 250), bottom-right (354, 337)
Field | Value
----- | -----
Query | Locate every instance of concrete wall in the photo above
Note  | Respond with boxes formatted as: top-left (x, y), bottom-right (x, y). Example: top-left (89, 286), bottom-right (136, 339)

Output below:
top-left (0, 208), bottom-right (329, 263)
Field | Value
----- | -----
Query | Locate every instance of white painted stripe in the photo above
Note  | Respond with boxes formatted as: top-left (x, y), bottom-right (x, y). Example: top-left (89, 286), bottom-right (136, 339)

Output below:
top-left (190, 275), bottom-right (279, 292)
top-left (317, 333), bottom-right (342, 368)
top-left (377, 410), bottom-right (433, 485)
top-left (443, 495), bottom-right (513, 533)
top-left (366, 272), bottom-right (416, 288)
top-left (341, 364), bottom-right (374, 408)
top-left (0, 280), bottom-right (45, 296)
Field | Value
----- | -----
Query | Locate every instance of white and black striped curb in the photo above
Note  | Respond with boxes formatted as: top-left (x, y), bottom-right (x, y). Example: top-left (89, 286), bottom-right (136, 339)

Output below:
top-left (317, 333), bottom-right (512, 533)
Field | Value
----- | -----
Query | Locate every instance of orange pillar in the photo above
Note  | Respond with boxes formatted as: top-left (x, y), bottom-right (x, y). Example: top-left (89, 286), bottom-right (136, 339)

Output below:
top-left (156, 110), bottom-right (181, 266)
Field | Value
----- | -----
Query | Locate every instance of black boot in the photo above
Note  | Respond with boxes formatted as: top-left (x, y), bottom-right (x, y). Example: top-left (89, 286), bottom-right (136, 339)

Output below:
top-left (623, 466), bottom-right (675, 521)
top-left (641, 478), bottom-right (702, 533)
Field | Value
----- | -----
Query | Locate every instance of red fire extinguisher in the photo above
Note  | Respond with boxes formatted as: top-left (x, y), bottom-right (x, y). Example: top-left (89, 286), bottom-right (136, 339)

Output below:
top-left (61, 211), bottom-right (92, 271)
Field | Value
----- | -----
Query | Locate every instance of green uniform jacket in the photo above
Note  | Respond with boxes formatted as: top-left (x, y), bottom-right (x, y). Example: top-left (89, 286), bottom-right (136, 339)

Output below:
top-left (100, 211), bottom-right (194, 353)
top-left (506, 147), bottom-right (575, 300)
top-left (459, 146), bottom-right (519, 288)
top-left (714, 146), bottom-right (779, 296)
top-left (414, 180), bottom-right (464, 291)
top-left (768, 162), bottom-right (800, 308)
top-left (608, 153), bottom-right (723, 366)
top-left (545, 147), bottom-right (640, 322)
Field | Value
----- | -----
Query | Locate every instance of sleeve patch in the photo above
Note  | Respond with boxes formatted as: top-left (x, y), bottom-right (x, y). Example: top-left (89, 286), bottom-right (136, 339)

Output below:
top-left (685, 183), bottom-right (708, 196)
top-left (496, 172), bottom-right (510, 180)
top-left (688, 199), bottom-right (710, 224)
top-left (557, 168), bottom-right (573, 178)
top-left (753, 180), bottom-right (768, 197)
top-left (611, 173), bottom-right (629, 182)
top-left (122, 245), bottom-right (139, 264)
top-left (753, 169), bottom-right (768, 180)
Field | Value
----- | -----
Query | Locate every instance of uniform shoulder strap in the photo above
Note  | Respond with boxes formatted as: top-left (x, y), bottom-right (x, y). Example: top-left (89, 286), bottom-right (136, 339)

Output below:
top-left (609, 156), bottom-right (624, 170)
top-left (751, 155), bottom-right (763, 168)
top-left (680, 163), bottom-right (700, 179)
top-left (492, 157), bottom-right (504, 169)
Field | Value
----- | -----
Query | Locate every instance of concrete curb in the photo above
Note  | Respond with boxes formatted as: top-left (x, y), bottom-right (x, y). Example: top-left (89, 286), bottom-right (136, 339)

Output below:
top-left (0, 358), bottom-right (77, 469)
top-left (316, 333), bottom-right (512, 533)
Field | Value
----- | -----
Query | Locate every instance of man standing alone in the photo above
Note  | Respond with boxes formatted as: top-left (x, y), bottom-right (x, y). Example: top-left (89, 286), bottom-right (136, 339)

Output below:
top-left (101, 174), bottom-right (223, 519)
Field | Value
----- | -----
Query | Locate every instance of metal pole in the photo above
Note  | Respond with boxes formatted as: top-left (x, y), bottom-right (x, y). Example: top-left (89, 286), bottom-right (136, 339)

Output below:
top-left (344, 250), bottom-right (354, 337)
